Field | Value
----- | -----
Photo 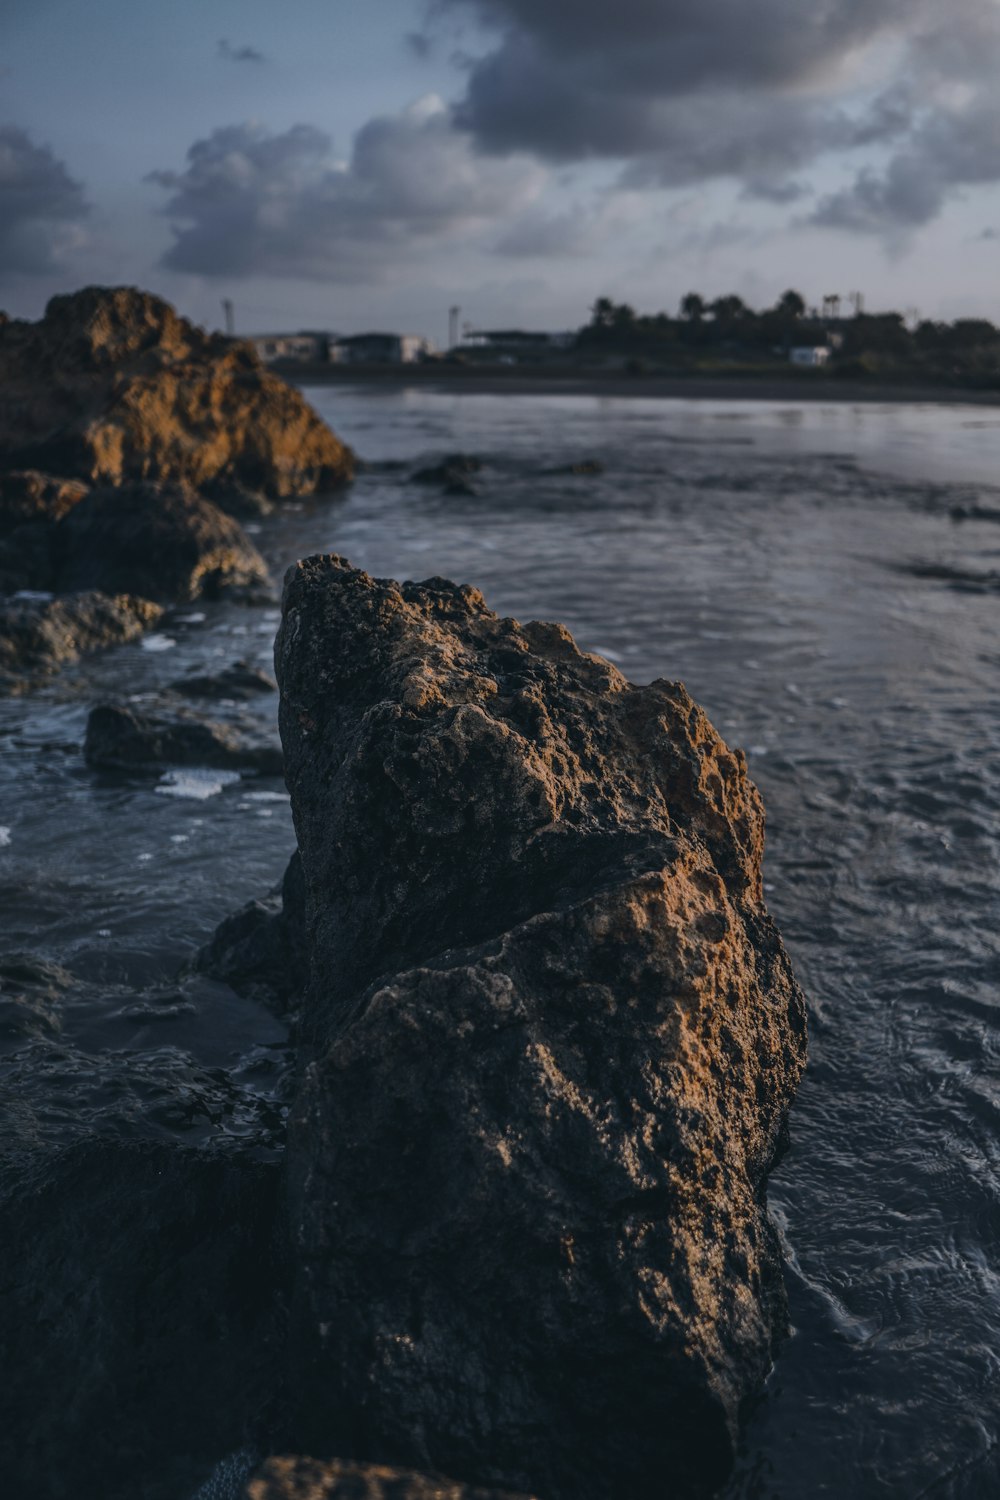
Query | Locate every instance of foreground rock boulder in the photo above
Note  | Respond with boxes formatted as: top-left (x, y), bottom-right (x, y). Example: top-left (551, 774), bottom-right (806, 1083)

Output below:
top-left (0, 286), bottom-right (354, 502)
top-left (247, 1456), bottom-right (534, 1499)
top-left (275, 557), bottom-right (807, 1499)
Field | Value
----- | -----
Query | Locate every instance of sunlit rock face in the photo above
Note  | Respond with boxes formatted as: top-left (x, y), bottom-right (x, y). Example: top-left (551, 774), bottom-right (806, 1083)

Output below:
top-left (275, 555), bottom-right (807, 1500)
top-left (247, 1455), bottom-right (535, 1499)
top-left (0, 286), bottom-right (354, 502)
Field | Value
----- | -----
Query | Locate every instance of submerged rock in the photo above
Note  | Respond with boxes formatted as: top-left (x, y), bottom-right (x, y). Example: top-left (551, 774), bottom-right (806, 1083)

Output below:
top-left (0, 285), bottom-right (354, 500)
top-left (53, 480), bottom-right (269, 602)
top-left (247, 1456), bottom-right (535, 1499)
top-left (275, 556), bottom-right (807, 1499)
top-left (196, 852), bottom-right (307, 1013)
top-left (84, 700), bottom-right (284, 775)
top-left (410, 453), bottom-right (483, 491)
top-left (0, 953), bottom-right (72, 1041)
top-left (0, 590), bottom-right (162, 693)
top-left (170, 659), bottom-right (278, 701)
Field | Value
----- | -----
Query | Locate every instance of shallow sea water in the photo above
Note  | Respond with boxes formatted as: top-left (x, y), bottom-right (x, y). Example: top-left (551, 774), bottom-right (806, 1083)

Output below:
top-left (3, 387), bottom-right (1000, 1496)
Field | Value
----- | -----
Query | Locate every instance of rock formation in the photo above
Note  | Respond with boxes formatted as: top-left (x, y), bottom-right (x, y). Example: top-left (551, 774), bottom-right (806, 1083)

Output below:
top-left (0, 591), bottom-right (162, 694)
top-left (84, 700), bottom-right (283, 776)
top-left (247, 1456), bottom-right (534, 1499)
top-left (0, 286), bottom-right (354, 502)
top-left (274, 556), bottom-right (807, 1499)
top-left (53, 480), bottom-right (270, 602)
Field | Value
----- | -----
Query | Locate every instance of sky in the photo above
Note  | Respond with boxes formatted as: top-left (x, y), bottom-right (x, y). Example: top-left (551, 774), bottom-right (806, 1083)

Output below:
top-left (2, 0), bottom-right (1000, 343)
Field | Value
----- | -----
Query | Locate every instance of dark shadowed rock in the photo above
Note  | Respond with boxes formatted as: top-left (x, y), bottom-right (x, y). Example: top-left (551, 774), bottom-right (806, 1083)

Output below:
top-left (84, 700), bottom-right (284, 775)
top-left (196, 852), bottom-right (307, 1013)
top-left (0, 590), bottom-right (162, 694)
top-left (0, 286), bottom-right (354, 501)
top-left (275, 556), bottom-right (806, 1500)
top-left (171, 659), bottom-right (278, 701)
top-left (247, 1456), bottom-right (534, 1500)
top-left (0, 469), bottom-right (89, 533)
top-left (54, 480), bottom-right (269, 602)
top-left (410, 454), bottom-right (483, 491)
top-left (0, 1136), bottom-right (284, 1500)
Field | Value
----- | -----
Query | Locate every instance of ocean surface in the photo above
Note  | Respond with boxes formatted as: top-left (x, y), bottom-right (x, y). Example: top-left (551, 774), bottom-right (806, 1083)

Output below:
top-left (3, 387), bottom-right (1000, 1497)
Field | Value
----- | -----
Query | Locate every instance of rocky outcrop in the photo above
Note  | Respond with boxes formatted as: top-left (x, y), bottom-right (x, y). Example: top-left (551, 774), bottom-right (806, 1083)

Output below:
top-left (247, 1456), bottom-right (535, 1499)
top-left (0, 591), bottom-right (162, 694)
top-left (274, 557), bottom-right (807, 1499)
top-left (0, 286), bottom-right (354, 502)
top-left (84, 700), bottom-right (283, 775)
top-left (53, 480), bottom-right (269, 602)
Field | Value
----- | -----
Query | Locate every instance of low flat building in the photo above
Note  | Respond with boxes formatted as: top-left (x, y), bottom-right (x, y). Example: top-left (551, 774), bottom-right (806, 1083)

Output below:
top-left (461, 329), bottom-right (576, 359)
top-left (335, 333), bottom-right (435, 364)
top-left (789, 346), bottom-right (831, 368)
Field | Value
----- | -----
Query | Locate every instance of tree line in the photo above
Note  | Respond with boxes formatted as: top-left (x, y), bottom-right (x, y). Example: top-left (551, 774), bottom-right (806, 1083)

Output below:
top-left (575, 292), bottom-right (1000, 378)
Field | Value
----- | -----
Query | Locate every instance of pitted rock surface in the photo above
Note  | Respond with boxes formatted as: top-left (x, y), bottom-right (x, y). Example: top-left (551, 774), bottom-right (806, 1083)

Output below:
top-left (0, 286), bottom-right (354, 501)
top-left (247, 1456), bottom-right (534, 1499)
top-left (275, 557), bottom-right (807, 1500)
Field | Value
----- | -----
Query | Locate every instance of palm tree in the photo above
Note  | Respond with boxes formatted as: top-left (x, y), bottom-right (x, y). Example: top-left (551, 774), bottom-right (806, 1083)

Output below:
top-left (777, 289), bottom-right (805, 319)
top-left (680, 292), bottom-right (706, 321)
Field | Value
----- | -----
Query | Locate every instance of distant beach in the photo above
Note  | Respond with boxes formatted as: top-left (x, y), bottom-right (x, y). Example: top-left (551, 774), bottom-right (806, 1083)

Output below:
top-left (288, 362), bottom-right (1000, 407)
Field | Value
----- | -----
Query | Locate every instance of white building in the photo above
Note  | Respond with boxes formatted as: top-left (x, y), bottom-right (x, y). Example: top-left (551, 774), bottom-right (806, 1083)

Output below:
top-left (247, 332), bottom-right (333, 364)
top-left (789, 346), bottom-right (831, 368)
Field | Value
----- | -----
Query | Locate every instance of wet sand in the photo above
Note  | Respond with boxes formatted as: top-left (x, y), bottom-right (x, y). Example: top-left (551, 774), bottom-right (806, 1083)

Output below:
top-left (286, 362), bottom-right (1000, 407)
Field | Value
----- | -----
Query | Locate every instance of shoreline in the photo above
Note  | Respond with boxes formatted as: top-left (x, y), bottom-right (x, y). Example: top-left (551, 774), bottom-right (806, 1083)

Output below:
top-left (287, 363), bottom-right (1000, 408)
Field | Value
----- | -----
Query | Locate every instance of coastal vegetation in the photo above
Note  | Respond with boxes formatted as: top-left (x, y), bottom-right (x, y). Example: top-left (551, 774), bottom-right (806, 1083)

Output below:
top-left (575, 291), bottom-right (1000, 385)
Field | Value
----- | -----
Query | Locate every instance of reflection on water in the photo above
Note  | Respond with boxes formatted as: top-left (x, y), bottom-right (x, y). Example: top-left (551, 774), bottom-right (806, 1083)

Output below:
top-left (3, 388), bottom-right (1000, 1496)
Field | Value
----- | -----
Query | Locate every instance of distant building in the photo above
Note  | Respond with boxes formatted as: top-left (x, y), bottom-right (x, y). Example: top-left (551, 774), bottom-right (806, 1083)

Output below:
top-left (334, 332), bottom-right (435, 364)
top-left (248, 332), bottom-right (333, 364)
top-left (461, 329), bottom-right (575, 359)
top-left (789, 346), bottom-right (831, 368)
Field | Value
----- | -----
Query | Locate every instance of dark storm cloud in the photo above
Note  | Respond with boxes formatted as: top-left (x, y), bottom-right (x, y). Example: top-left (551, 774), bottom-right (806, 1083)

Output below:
top-left (439, 0), bottom-right (1000, 233)
top-left (0, 124), bottom-right (89, 275)
top-left (148, 104), bottom-right (541, 280)
top-left (217, 39), bottom-right (266, 64)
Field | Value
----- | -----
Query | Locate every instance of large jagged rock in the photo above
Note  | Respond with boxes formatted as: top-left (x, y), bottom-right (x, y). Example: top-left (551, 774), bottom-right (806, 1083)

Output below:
top-left (0, 286), bottom-right (354, 501)
top-left (247, 1456), bottom-right (534, 1499)
top-left (0, 590), bottom-right (162, 694)
top-left (0, 469), bottom-right (89, 532)
top-left (53, 480), bottom-right (269, 602)
top-left (275, 557), bottom-right (807, 1500)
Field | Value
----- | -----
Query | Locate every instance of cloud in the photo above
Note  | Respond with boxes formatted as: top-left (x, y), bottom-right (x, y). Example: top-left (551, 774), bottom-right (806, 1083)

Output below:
top-left (494, 190), bottom-right (646, 258)
top-left (217, 39), bottom-right (266, 64)
top-left (811, 85), bottom-right (1000, 234)
top-left (148, 100), bottom-right (543, 281)
top-left (0, 124), bottom-right (89, 276)
top-left (437, 0), bottom-right (1000, 233)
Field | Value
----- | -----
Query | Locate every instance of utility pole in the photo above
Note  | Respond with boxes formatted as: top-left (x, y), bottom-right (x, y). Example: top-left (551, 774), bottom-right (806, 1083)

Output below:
top-left (448, 305), bottom-right (461, 349)
top-left (222, 298), bottom-right (235, 337)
